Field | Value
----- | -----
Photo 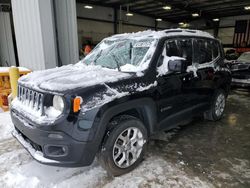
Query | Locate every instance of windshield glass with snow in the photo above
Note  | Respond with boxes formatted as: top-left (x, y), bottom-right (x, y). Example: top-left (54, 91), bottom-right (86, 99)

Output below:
top-left (83, 38), bottom-right (158, 72)
top-left (237, 52), bottom-right (250, 63)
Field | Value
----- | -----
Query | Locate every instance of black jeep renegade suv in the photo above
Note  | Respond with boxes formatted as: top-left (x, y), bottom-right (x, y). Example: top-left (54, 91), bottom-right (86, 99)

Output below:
top-left (11, 29), bottom-right (231, 176)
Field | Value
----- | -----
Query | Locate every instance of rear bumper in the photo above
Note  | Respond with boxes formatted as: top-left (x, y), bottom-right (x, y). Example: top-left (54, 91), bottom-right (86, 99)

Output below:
top-left (11, 110), bottom-right (97, 167)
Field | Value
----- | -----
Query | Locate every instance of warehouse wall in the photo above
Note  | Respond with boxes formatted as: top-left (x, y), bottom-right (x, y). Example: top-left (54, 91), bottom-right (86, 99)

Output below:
top-left (11, 0), bottom-right (57, 70)
top-left (0, 12), bottom-right (16, 67)
top-left (197, 15), bottom-right (250, 45)
top-left (54, 0), bottom-right (79, 66)
top-left (218, 15), bottom-right (250, 45)
top-left (76, 3), bottom-right (172, 45)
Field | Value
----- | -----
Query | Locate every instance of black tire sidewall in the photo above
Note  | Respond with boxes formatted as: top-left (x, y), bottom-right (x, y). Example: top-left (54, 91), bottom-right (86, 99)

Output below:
top-left (100, 118), bottom-right (148, 176)
top-left (211, 89), bottom-right (226, 121)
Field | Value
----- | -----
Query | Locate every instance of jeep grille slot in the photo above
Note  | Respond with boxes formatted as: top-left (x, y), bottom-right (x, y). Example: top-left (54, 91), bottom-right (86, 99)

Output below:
top-left (18, 85), bottom-right (44, 115)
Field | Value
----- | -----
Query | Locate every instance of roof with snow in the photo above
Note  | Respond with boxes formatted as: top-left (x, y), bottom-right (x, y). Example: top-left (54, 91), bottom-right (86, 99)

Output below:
top-left (106, 29), bottom-right (214, 41)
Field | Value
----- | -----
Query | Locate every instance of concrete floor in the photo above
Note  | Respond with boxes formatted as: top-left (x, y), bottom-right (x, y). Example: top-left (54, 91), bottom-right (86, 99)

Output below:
top-left (150, 89), bottom-right (250, 187)
top-left (0, 89), bottom-right (249, 187)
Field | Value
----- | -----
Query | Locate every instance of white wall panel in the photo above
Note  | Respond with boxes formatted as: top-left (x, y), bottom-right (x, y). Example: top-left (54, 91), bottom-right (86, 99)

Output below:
top-left (11, 0), bottom-right (57, 70)
top-left (220, 15), bottom-right (250, 27)
top-left (55, 0), bottom-right (79, 65)
top-left (0, 12), bottom-right (16, 67)
top-left (218, 27), bottom-right (235, 45)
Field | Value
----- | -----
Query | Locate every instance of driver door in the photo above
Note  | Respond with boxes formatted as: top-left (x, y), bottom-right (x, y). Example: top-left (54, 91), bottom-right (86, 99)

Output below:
top-left (156, 38), bottom-right (196, 130)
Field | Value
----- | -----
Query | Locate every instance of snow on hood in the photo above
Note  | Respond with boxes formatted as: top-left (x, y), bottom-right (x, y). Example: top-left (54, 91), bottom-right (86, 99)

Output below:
top-left (18, 63), bottom-right (131, 92)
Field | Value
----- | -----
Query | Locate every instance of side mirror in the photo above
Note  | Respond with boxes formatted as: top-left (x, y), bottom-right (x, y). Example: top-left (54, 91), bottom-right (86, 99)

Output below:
top-left (168, 59), bottom-right (188, 73)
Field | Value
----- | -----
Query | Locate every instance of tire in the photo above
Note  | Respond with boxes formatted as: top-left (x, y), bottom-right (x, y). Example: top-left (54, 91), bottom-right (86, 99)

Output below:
top-left (204, 89), bottom-right (226, 121)
top-left (97, 115), bottom-right (148, 176)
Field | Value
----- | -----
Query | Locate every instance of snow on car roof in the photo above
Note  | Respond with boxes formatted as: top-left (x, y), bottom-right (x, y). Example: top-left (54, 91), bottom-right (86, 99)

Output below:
top-left (106, 28), bottom-right (214, 41)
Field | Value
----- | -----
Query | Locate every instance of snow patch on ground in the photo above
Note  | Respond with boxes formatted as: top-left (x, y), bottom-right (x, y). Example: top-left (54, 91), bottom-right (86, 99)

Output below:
top-left (103, 157), bottom-right (213, 188)
top-left (0, 154), bottom-right (213, 188)
top-left (0, 112), bottom-right (14, 141)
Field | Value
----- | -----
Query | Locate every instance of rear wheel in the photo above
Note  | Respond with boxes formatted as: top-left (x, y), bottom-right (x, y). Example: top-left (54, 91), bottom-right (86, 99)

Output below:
top-left (204, 89), bottom-right (226, 121)
top-left (98, 116), bottom-right (148, 176)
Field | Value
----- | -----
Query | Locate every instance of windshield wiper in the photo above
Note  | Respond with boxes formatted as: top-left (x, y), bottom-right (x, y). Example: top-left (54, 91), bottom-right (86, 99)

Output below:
top-left (129, 42), bottom-right (133, 64)
top-left (111, 54), bottom-right (121, 71)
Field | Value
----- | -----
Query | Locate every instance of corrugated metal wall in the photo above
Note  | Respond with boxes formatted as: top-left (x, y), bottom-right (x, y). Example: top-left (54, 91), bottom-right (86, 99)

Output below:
top-left (11, 0), bottom-right (57, 70)
top-left (0, 12), bottom-right (16, 67)
top-left (54, 0), bottom-right (79, 65)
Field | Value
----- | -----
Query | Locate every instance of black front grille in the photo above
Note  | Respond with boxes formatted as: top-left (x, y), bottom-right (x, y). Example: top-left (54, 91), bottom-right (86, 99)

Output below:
top-left (17, 85), bottom-right (44, 115)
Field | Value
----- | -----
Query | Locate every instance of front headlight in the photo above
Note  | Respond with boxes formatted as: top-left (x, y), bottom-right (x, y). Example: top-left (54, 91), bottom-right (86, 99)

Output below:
top-left (53, 95), bottom-right (65, 113)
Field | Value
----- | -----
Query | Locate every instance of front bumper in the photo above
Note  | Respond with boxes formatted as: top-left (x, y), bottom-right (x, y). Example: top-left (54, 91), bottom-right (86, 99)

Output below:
top-left (11, 110), bottom-right (97, 167)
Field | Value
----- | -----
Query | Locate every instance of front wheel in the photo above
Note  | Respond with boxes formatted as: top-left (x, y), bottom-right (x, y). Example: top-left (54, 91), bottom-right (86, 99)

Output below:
top-left (204, 89), bottom-right (226, 121)
top-left (98, 116), bottom-right (148, 176)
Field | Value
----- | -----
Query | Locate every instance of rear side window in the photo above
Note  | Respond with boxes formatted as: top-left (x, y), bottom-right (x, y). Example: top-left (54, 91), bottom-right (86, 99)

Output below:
top-left (193, 39), bottom-right (212, 64)
top-left (211, 41), bottom-right (220, 59)
top-left (165, 38), bottom-right (193, 66)
top-left (193, 39), bottom-right (220, 64)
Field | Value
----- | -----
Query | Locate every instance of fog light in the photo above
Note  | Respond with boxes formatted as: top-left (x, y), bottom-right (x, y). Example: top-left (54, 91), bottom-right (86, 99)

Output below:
top-left (45, 145), bottom-right (68, 157)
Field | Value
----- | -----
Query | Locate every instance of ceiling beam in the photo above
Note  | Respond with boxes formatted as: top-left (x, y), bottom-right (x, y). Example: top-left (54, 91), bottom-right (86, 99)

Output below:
top-left (191, 0), bottom-right (249, 9)
top-left (129, 0), bottom-right (156, 9)
top-left (76, 0), bottom-right (177, 23)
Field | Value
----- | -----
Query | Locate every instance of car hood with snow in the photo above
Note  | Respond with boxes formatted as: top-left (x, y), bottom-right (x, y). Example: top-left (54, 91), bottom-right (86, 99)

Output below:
top-left (18, 63), bottom-right (132, 93)
top-left (15, 62), bottom-right (157, 123)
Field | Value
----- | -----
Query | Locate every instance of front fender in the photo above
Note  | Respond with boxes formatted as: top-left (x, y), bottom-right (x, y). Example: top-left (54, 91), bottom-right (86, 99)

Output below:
top-left (85, 97), bottom-right (157, 157)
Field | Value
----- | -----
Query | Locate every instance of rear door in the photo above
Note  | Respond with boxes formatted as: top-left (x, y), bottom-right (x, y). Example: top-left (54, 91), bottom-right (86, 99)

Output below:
top-left (192, 38), bottom-right (222, 103)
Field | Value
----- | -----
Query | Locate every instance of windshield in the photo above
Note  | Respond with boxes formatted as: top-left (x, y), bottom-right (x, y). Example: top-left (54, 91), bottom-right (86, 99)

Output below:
top-left (82, 38), bottom-right (158, 72)
top-left (237, 52), bottom-right (250, 63)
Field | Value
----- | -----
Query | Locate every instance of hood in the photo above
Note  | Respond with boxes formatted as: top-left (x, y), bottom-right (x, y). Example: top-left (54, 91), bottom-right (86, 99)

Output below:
top-left (18, 63), bottom-right (131, 93)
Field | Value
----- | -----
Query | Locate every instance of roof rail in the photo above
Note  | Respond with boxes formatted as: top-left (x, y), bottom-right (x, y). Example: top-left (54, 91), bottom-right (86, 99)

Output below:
top-left (185, 30), bottom-right (196, 33)
top-left (165, 29), bottom-right (183, 33)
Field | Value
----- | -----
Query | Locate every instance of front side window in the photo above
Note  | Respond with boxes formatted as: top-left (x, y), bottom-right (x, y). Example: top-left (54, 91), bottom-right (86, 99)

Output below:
top-left (157, 38), bottom-right (193, 75)
top-left (82, 38), bottom-right (158, 72)
top-left (165, 38), bottom-right (193, 66)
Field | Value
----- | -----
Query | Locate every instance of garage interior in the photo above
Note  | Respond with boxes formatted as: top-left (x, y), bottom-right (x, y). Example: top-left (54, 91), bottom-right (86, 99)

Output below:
top-left (0, 0), bottom-right (250, 187)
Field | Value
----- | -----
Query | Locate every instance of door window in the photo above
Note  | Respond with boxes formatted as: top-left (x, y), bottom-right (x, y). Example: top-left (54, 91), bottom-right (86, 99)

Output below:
top-left (193, 39), bottom-right (212, 64)
top-left (211, 41), bottom-right (220, 59)
top-left (193, 39), bottom-right (220, 64)
top-left (165, 38), bottom-right (193, 66)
